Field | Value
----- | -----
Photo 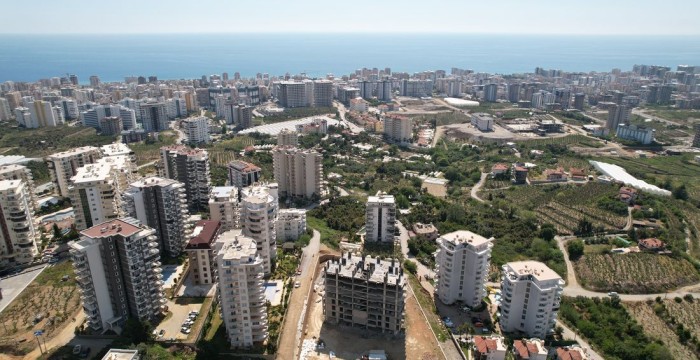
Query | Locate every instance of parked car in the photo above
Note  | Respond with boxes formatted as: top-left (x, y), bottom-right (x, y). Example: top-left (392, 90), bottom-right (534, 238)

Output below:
top-left (79, 346), bottom-right (91, 358)
top-left (158, 329), bottom-right (165, 338)
top-left (72, 345), bottom-right (82, 355)
top-left (294, 281), bottom-right (301, 288)
top-left (180, 328), bottom-right (191, 334)
top-left (608, 292), bottom-right (619, 297)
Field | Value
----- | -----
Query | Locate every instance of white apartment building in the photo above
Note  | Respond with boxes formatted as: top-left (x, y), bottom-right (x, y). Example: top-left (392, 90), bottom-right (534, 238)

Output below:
top-left (272, 146), bottom-right (323, 199)
top-left (377, 79), bottom-right (393, 101)
top-left (14, 107), bottom-right (31, 126)
top-left (23, 100), bottom-right (60, 128)
top-left (227, 160), bottom-right (261, 188)
top-left (500, 261), bottom-right (564, 339)
top-left (69, 218), bottom-right (166, 332)
top-left (209, 186), bottom-right (240, 232)
top-left (471, 113), bottom-right (494, 132)
top-left (182, 116), bottom-right (211, 145)
top-left (0, 98), bottom-right (11, 121)
top-left (0, 164), bottom-right (37, 210)
top-left (0, 180), bottom-right (39, 267)
top-left (80, 104), bottom-right (136, 131)
top-left (436, 230), bottom-right (493, 307)
top-left (276, 208), bottom-right (307, 242)
top-left (140, 102), bottom-right (169, 132)
top-left (160, 146), bottom-right (211, 212)
top-left (46, 146), bottom-right (102, 197)
top-left (615, 123), bottom-right (655, 145)
top-left (277, 81), bottom-right (307, 108)
top-left (214, 229), bottom-right (268, 348)
top-left (277, 129), bottom-right (299, 147)
top-left (185, 220), bottom-right (221, 285)
top-left (68, 156), bottom-right (134, 230)
top-left (166, 97), bottom-right (188, 119)
top-left (383, 115), bottom-right (413, 144)
top-left (240, 185), bottom-right (278, 275)
top-left (101, 143), bottom-right (136, 164)
top-left (55, 98), bottom-right (79, 120)
top-left (349, 97), bottom-right (369, 113)
top-left (123, 177), bottom-right (190, 257)
top-left (365, 192), bottom-right (396, 244)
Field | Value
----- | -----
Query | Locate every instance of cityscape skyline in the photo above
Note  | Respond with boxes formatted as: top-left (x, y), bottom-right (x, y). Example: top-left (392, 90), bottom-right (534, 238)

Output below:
top-left (2, 0), bottom-right (700, 35)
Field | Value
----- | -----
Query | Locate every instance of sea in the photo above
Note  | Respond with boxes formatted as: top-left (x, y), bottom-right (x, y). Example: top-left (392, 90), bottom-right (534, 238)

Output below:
top-left (0, 33), bottom-right (699, 83)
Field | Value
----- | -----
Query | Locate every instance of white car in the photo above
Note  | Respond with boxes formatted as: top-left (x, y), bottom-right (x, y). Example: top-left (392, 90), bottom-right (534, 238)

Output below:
top-left (294, 281), bottom-right (301, 288)
top-left (180, 328), bottom-right (191, 334)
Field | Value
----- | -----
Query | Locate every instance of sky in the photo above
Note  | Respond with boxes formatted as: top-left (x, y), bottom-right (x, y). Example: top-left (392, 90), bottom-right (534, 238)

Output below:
top-left (1, 0), bottom-right (699, 35)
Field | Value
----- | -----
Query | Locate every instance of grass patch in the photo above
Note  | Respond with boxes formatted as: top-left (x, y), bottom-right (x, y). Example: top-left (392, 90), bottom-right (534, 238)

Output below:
top-left (407, 272), bottom-right (449, 342)
top-left (203, 309), bottom-right (223, 342)
top-left (0, 124), bottom-right (117, 157)
top-left (307, 215), bottom-right (343, 249)
top-left (34, 261), bottom-right (76, 286)
top-left (129, 131), bottom-right (178, 165)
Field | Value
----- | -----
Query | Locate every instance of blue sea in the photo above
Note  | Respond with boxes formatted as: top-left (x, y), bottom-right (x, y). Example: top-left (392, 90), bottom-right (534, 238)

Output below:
top-left (0, 34), bottom-right (699, 83)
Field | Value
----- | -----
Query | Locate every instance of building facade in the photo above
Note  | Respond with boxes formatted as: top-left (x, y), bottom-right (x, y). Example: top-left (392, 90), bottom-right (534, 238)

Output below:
top-left (214, 229), bottom-right (268, 348)
top-left (383, 115), bottom-right (413, 144)
top-left (500, 261), bottom-right (564, 338)
top-left (0, 180), bottom-right (39, 267)
top-left (323, 253), bottom-right (405, 334)
top-left (240, 185), bottom-right (278, 275)
top-left (276, 208), bottom-right (307, 242)
top-left (47, 146), bottom-right (102, 197)
top-left (209, 186), bottom-right (240, 232)
top-left (160, 146), bottom-right (211, 212)
top-left (123, 177), bottom-right (190, 258)
top-left (69, 218), bottom-right (166, 332)
top-left (182, 116), bottom-right (211, 145)
top-left (436, 231), bottom-right (493, 307)
top-left (365, 192), bottom-right (396, 244)
top-left (185, 220), bottom-right (220, 285)
top-left (227, 160), bottom-right (261, 188)
top-left (272, 146), bottom-right (322, 199)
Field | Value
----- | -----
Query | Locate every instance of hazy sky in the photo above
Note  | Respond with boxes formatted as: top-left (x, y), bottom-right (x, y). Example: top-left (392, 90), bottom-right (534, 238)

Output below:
top-left (2, 0), bottom-right (699, 35)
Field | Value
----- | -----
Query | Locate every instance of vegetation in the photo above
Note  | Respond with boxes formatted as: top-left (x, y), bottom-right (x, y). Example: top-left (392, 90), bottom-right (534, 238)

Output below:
top-left (0, 123), bottom-right (116, 157)
top-left (407, 237), bottom-right (438, 267)
top-left (625, 301), bottom-right (699, 360)
top-left (560, 296), bottom-right (672, 360)
top-left (258, 106), bottom-right (336, 124)
top-left (566, 239), bottom-right (584, 260)
top-left (574, 253), bottom-right (700, 294)
top-left (407, 272), bottom-right (449, 342)
top-left (26, 161), bottom-right (50, 185)
top-left (308, 196), bottom-right (366, 247)
top-left (130, 131), bottom-right (178, 165)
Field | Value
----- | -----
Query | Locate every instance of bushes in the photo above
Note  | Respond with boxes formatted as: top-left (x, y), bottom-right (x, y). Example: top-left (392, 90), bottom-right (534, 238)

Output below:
top-left (567, 239), bottom-right (584, 260)
top-left (403, 260), bottom-right (417, 274)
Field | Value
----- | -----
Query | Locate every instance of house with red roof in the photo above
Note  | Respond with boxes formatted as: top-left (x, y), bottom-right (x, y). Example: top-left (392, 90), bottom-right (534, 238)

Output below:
top-left (513, 338), bottom-right (548, 360)
top-left (638, 237), bottom-right (665, 252)
top-left (555, 345), bottom-right (588, 360)
top-left (473, 335), bottom-right (507, 360)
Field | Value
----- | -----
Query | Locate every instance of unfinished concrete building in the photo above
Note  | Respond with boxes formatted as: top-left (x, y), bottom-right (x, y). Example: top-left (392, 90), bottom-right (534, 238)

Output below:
top-left (323, 253), bottom-right (405, 334)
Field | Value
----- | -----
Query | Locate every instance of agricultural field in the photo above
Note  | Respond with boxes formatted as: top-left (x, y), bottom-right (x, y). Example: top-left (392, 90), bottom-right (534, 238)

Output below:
top-left (643, 107), bottom-right (700, 124)
top-left (0, 262), bottom-right (81, 356)
top-left (412, 111), bottom-right (470, 126)
top-left (574, 253), bottom-right (700, 294)
top-left (664, 298), bottom-right (700, 342)
top-left (0, 124), bottom-right (117, 157)
top-left (521, 134), bottom-right (604, 148)
top-left (624, 301), bottom-right (698, 360)
top-left (489, 182), bottom-right (627, 234)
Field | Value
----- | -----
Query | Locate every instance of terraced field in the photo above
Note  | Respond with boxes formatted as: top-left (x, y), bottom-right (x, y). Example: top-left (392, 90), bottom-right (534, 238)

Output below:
top-left (625, 302), bottom-right (698, 360)
top-left (575, 253), bottom-right (700, 294)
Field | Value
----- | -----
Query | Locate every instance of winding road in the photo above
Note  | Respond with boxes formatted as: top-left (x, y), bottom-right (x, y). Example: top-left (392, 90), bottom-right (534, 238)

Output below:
top-left (470, 173), bottom-right (489, 203)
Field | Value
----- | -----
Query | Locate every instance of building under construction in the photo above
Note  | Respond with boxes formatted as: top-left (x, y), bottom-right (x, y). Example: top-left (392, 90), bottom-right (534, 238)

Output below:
top-left (323, 253), bottom-right (405, 334)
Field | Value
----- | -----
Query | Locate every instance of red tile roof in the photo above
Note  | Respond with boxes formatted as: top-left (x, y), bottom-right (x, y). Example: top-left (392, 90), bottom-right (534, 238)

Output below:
top-left (513, 340), bottom-right (530, 359)
top-left (492, 163), bottom-right (509, 171)
top-left (473, 336), bottom-right (499, 354)
top-left (185, 220), bottom-right (221, 250)
top-left (81, 219), bottom-right (141, 238)
top-left (639, 237), bottom-right (665, 249)
top-left (556, 347), bottom-right (584, 360)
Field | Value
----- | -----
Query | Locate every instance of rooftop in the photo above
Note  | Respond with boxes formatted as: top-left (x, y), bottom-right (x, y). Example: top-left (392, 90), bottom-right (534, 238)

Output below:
top-left (70, 156), bottom-right (131, 184)
top-left (129, 176), bottom-right (181, 188)
top-left (505, 261), bottom-right (562, 282)
top-left (186, 220), bottom-right (221, 250)
top-left (325, 252), bottom-right (404, 286)
top-left (216, 229), bottom-right (259, 263)
top-left (101, 143), bottom-right (133, 157)
top-left (0, 179), bottom-right (21, 192)
top-left (367, 191), bottom-right (395, 205)
top-left (48, 146), bottom-right (100, 159)
top-left (210, 186), bottom-right (238, 200)
top-left (440, 230), bottom-right (493, 247)
top-left (473, 335), bottom-right (507, 354)
top-left (513, 338), bottom-right (548, 358)
top-left (228, 160), bottom-right (261, 173)
top-left (81, 218), bottom-right (143, 239)
top-left (101, 349), bottom-right (139, 360)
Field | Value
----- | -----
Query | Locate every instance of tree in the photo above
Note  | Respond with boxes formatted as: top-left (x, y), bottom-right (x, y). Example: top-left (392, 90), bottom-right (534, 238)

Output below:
top-left (539, 223), bottom-right (556, 241)
top-left (122, 318), bottom-right (152, 344)
top-left (575, 218), bottom-right (593, 236)
top-left (52, 223), bottom-right (62, 241)
top-left (673, 184), bottom-right (689, 200)
top-left (403, 260), bottom-right (417, 274)
top-left (567, 239), bottom-right (584, 261)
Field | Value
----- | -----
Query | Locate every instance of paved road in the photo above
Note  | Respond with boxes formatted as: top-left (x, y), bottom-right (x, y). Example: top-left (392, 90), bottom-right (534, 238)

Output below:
top-left (169, 120), bottom-right (186, 144)
top-left (277, 230), bottom-right (320, 360)
top-left (136, 160), bottom-right (158, 170)
top-left (333, 101), bottom-right (365, 134)
top-left (556, 320), bottom-right (605, 360)
top-left (470, 173), bottom-right (489, 203)
top-left (21, 311), bottom-right (85, 360)
top-left (0, 265), bottom-right (46, 313)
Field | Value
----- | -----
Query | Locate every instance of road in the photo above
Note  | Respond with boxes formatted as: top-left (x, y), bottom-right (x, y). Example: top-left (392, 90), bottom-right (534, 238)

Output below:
top-left (397, 221), bottom-right (435, 289)
top-left (470, 173), bottom-right (489, 203)
top-left (0, 264), bottom-right (46, 313)
top-left (21, 311), bottom-right (85, 360)
top-left (169, 120), bottom-right (186, 144)
top-left (277, 230), bottom-right (320, 360)
top-left (333, 101), bottom-right (365, 134)
top-left (136, 160), bottom-right (158, 170)
top-left (631, 108), bottom-right (682, 126)
top-left (556, 320), bottom-right (605, 360)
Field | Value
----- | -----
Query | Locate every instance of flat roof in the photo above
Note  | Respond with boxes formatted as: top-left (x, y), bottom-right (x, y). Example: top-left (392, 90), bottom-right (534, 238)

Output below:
top-left (129, 176), bottom-right (181, 188)
top-left (81, 218), bottom-right (142, 239)
top-left (186, 220), bottom-right (221, 250)
top-left (101, 349), bottom-right (139, 360)
top-left (47, 146), bottom-right (99, 159)
top-left (101, 143), bottom-right (133, 157)
top-left (325, 253), bottom-right (404, 286)
top-left (440, 230), bottom-right (493, 247)
top-left (0, 179), bottom-right (21, 192)
top-left (216, 229), bottom-right (258, 262)
top-left (211, 186), bottom-right (237, 199)
top-left (505, 261), bottom-right (561, 282)
top-left (228, 160), bottom-right (261, 173)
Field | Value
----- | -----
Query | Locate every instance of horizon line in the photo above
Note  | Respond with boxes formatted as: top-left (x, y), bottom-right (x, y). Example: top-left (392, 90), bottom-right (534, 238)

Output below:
top-left (0, 31), bottom-right (699, 36)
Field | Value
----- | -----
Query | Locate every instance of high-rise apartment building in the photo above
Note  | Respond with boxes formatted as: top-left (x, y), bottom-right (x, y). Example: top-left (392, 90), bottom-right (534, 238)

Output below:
top-left (209, 186), bottom-right (240, 232)
top-left (160, 146), bottom-right (211, 212)
top-left (313, 80), bottom-right (333, 107)
top-left (377, 79), bottom-right (393, 101)
top-left (507, 84), bottom-right (521, 103)
top-left (606, 104), bottom-right (630, 131)
top-left (166, 97), bottom-right (188, 119)
top-left (89, 75), bottom-right (100, 87)
top-left (214, 228), bottom-right (268, 348)
top-left (500, 261), bottom-right (564, 338)
top-left (277, 129), bottom-right (298, 147)
top-left (0, 179), bottom-right (39, 267)
top-left (23, 100), bottom-right (59, 128)
top-left (55, 98), bottom-right (80, 120)
top-left (99, 117), bottom-right (123, 136)
top-left (435, 231), bottom-right (493, 307)
top-left (185, 220), bottom-right (221, 285)
top-left (365, 192), bottom-right (396, 244)
top-left (383, 115), bottom-right (413, 144)
top-left (69, 218), bottom-right (166, 332)
top-left (69, 156), bottom-right (134, 230)
top-left (81, 105), bottom-right (136, 131)
top-left (227, 160), bottom-right (261, 188)
top-left (182, 116), bottom-right (211, 145)
top-left (123, 177), bottom-right (190, 258)
top-left (323, 253), bottom-right (405, 334)
top-left (278, 82), bottom-right (307, 108)
top-left (0, 164), bottom-right (37, 210)
top-left (272, 146), bottom-right (322, 199)
top-left (46, 146), bottom-right (102, 197)
top-left (573, 93), bottom-right (586, 110)
top-left (276, 209), bottom-right (307, 242)
top-left (483, 84), bottom-right (498, 102)
top-left (140, 102), bottom-right (169, 132)
top-left (0, 98), bottom-right (11, 121)
top-left (240, 185), bottom-right (278, 274)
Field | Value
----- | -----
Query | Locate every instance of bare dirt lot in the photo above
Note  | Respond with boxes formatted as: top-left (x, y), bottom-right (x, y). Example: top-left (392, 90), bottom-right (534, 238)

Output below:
top-left (301, 270), bottom-right (444, 360)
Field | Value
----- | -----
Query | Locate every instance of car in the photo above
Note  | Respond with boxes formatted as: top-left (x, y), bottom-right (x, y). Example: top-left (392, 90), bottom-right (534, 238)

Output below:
top-left (183, 321), bottom-right (194, 327)
top-left (79, 346), bottom-right (91, 358)
top-left (294, 281), bottom-right (301, 288)
top-left (608, 292), bottom-right (619, 297)
top-left (158, 329), bottom-right (165, 338)
top-left (48, 257), bottom-right (59, 264)
top-left (72, 345), bottom-right (82, 355)
top-left (189, 310), bottom-right (199, 316)
top-left (180, 328), bottom-right (191, 334)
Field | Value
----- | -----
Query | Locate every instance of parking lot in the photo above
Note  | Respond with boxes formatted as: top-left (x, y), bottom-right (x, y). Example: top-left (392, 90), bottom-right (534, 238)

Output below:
top-left (0, 264), bottom-right (46, 312)
top-left (434, 289), bottom-right (499, 336)
top-left (155, 298), bottom-right (203, 341)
